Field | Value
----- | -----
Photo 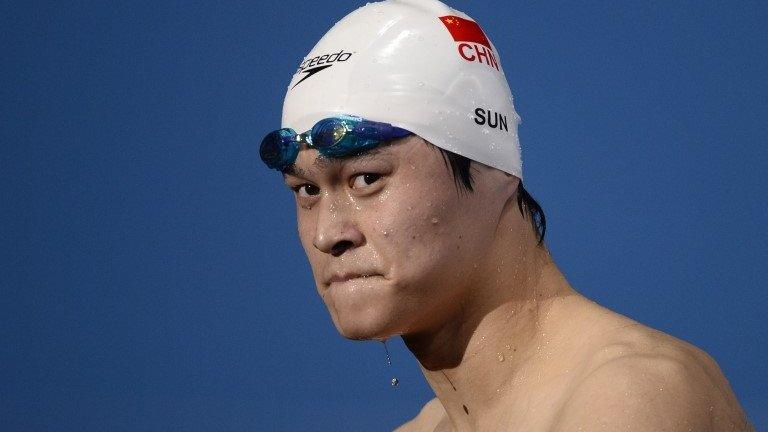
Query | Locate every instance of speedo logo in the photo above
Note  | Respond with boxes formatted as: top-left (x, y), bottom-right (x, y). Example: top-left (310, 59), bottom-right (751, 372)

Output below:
top-left (439, 16), bottom-right (500, 71)
top-left (291, 50), bottom-right (354, 89)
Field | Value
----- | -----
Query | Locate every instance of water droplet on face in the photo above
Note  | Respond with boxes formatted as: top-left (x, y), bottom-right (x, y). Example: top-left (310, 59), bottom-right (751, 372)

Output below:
top-left (497, 353), bottom-right (505, 362)
top-left (505, 344), bottom-right (511, 350)
top-left (431, 217), bottom-right (439, 224)
top-left (383, 230), bottom-right (389, 237)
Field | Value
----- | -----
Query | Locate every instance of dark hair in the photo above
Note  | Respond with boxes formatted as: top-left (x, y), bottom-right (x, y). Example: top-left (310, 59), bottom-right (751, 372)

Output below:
top-left (432, 145), bottom-right (547, 247)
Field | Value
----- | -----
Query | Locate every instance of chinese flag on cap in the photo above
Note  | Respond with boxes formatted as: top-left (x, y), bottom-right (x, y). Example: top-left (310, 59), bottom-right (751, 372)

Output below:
top-left (439, 16), bottom-right (492, 49)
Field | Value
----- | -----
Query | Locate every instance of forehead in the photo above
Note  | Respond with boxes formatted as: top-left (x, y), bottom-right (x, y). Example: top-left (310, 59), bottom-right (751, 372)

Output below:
top-left (282, 138), bottom-right (418, 180)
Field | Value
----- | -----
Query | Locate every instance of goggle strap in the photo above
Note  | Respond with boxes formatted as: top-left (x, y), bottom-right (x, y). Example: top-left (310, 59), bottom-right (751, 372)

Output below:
top-left (390, 126), bottom-right (412, 138)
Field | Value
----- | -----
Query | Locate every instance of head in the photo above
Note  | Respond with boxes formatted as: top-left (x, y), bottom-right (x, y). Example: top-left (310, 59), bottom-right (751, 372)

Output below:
top-left (263, 0), bottom-right (547, 340)
top-left (280, 136), bottom-right (546, 341)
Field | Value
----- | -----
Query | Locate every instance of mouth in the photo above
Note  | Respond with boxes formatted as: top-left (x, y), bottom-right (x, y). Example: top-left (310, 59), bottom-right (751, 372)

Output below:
top-left (325, 273), bottom-right (383, 287)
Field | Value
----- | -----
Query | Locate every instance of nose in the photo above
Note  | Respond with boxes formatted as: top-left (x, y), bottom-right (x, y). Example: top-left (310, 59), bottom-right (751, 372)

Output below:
top-left (312, 196), bottom-right (365, 257)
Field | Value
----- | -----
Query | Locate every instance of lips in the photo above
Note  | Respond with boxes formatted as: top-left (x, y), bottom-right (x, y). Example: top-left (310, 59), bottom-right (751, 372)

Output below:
top-left (325, 272), bottom-right (382, 286)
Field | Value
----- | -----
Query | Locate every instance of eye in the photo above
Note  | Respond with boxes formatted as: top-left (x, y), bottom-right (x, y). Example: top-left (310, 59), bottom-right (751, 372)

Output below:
top-left (291, 183), bottom-right (320, 198)
top-left (350, 173), bottom-right (382, 189)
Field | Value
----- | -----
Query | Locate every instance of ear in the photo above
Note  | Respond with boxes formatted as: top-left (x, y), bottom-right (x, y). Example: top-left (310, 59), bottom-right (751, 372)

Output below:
top-left (501, 172), bottom-right (521, 198)
top-left (496, 173), bottom-right (521, 217)
top-left (472, 166), bottom-right (519, 215)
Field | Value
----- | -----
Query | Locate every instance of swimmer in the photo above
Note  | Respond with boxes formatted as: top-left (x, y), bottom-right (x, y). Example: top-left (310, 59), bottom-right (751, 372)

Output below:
top-left (259, 1), bottom-right (754, 430)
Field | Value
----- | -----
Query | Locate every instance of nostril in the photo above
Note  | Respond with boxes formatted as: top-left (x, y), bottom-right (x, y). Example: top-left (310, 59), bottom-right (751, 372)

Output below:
top-left (331, 240), bottom-right (354, 257)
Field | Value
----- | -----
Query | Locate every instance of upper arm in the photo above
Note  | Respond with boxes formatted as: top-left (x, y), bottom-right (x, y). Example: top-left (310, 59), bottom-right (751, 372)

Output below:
top-left (551, 353), bottom-right (741, 432)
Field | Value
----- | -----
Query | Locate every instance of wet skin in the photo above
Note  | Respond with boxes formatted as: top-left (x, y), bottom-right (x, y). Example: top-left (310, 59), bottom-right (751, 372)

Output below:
top-left (283, 134), bottom-right (515, 341)
top-left (281, 135), bottom-right (754, 431)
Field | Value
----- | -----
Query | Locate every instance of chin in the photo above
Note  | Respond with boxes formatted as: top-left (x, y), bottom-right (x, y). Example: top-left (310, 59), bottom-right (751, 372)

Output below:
top-left (328, 301), bottom-right (412, 341)
top-left (321, 277), bottom-right (405, 340)
top-left (332, 312), bottom-right (402, 341)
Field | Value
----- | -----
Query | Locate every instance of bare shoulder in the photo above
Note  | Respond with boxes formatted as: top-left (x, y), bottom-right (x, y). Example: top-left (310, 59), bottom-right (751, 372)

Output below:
top-left (552, 318), bottom-right (753, 431)
top-left (394, 398), bottom-right (447, 432)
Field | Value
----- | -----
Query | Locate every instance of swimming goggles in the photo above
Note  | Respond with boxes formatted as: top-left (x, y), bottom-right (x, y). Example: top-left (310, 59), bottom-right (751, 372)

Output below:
top-left (259, 114), bottom-right (412, 171)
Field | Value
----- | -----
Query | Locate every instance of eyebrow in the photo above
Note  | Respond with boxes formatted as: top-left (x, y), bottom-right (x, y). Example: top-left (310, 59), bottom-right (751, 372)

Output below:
top-left (313, 147), bottom-right (385, 170)
top-left (282, 146), bottom-right (388, 180)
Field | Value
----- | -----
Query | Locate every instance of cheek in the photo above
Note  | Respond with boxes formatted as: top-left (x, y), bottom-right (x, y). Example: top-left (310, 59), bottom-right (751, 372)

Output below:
top-left (370, 185), bottom-right (468, 277)
top-left (295, 211), bottom-right (325, 275)
top-left (295, 211), bottom-right (312, 250)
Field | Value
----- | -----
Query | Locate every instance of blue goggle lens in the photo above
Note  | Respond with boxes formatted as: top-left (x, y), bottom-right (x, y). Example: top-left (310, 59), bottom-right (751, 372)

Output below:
top-left (260, 128), bottom-right (298, 170)
top-left (311, 118), bottom-right (353, 156)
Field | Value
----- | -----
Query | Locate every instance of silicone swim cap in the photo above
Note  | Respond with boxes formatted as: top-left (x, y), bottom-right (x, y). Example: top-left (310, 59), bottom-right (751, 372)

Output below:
top-left (281, 0), bottom-right (523, 180)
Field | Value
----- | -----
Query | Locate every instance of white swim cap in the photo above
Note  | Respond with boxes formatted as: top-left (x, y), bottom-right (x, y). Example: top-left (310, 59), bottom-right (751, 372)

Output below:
top-left (281, 0), bottom-right (523, 180)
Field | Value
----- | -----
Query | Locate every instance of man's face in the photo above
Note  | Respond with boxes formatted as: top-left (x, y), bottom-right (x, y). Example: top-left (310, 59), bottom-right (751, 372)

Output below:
top-left (282, 135), bottom-right (513, 340)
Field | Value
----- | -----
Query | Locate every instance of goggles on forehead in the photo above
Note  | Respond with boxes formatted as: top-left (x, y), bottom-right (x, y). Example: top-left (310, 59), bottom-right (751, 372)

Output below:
top-left (259, 115), bottom-right (413, 171)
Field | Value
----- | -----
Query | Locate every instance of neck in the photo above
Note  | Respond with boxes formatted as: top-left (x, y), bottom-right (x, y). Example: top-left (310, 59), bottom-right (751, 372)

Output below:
top-left (402, 213), bottom-right (578, 431)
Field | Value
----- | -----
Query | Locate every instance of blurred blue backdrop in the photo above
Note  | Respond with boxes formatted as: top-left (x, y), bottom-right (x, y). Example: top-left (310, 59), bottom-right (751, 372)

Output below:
top-left (2, 1), bottom-right (766, 430)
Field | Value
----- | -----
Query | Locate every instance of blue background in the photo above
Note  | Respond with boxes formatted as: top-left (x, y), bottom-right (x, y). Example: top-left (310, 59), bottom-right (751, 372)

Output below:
top-left (2, 1), bottom-right (766, 430)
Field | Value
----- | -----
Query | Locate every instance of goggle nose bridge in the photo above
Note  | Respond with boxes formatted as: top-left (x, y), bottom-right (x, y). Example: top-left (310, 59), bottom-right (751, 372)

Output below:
top-left (295, 130), bottom-right (313, 146)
